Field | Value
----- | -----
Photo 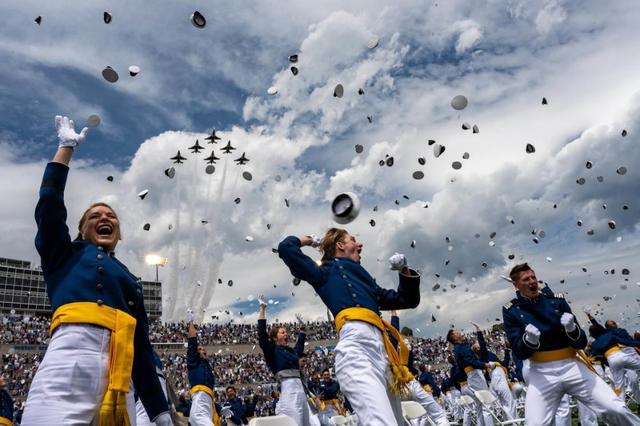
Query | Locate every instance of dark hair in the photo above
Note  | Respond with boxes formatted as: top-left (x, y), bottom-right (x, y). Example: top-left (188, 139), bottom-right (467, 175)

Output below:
top-left (400, 326), bottom-right (413, 337)
top-left (589, 324), bottom-right (605, 339)
top-left (320, 228), bottom-right (349, 262)
top-left (446, 329), bottom-right (456, 344)
top-left (509, 263), bottom-right (532, 283)
top-left (322, 369), bottom-right (330, 375)
top-left (299, 352), bottom-right (307, 359)
top-left (226, 386), bottom-right (236, 392)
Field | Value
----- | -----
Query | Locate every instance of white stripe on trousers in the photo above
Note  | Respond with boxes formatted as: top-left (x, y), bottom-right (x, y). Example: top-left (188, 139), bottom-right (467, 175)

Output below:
top-left (525, 357), bottom-right (640, 425)
top-left (276, 378), bottom-right (320, 426)
top-left (21, 324), bottom-right (133, 425)
top-left (334, 321), bottom-right (403, 425)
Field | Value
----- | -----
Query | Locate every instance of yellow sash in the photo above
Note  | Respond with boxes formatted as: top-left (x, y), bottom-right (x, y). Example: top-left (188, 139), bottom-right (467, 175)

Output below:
top-left (51, 302), bottom-right (136, 426)
top-left (0, 416), bottom-right (13, 426)
top-left (335, 307), bottom-right (414, 395)
top-left (529, 347), bottom-right (597, 375)
top-left (191, 385), bottom-right (221, 426)
top-left (605, 344), bottom-right (624, 358)
top-left (319, 398), bottom-right (345, 415)
top-left (463, 366), bottom-right (474, 374)
top-left (421, 383), bottom-right (433, 394)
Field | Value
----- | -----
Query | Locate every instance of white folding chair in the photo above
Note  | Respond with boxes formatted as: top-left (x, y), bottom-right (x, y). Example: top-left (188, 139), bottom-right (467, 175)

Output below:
top-left (348, 413), bottom-right (359, 425)
top-left (474, 390), bottom-right (525, 425)
top-left (329, 414), bottom-right (349, 425)
top-left (249, 415), bottom-right (298, 426)
top-left (457, 395), bottom-right (477, 426)
top-left (401, 400), bottom-right (428, 425)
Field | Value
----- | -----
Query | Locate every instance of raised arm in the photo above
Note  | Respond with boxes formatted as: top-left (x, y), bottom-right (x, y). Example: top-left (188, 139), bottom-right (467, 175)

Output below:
top-left (35, 116), bottom-right (89, 273)
top-left (257, 298), bottom-right (274, 354)
top-left (294, 328), bottom-right (306, 356)
top-left (186, 321), bottom-right (199, 370)
top-left (278, 236), bottom-right (328, 286)
top-left (472, 322), bottom-right (488, 361)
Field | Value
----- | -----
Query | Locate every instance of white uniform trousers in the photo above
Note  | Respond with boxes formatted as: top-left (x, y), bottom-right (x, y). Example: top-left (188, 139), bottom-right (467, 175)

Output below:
top-left (525, 357), bottom-right (640, 425)
top-left (407, 380), bottom-right (450, 426)
top-left (191, 390), bottom-right (214, 426)
top-left (135, 370), bottom-right (167, 426)
top-left (318, 402), bottom-right (339, 426)
top-left (554, 395), bottom-right (570, 426)
top-left (489, 367), bottom-right (516, 419)
top-left (334, 321), bottom-right (403, 425)
top-left (608, 347), bottom-right (640, 403)
top-left (445, 389), bottom-right (462, 422)
top-left (466, 369), bottom-right (494, 426)
top-left (21, 324), bottom-right (125, 425)
top-left (276, 378), bottom-right (320, 426)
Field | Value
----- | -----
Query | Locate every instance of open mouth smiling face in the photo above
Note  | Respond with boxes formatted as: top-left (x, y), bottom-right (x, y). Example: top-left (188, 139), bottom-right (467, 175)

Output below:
top-left (82, 205), bottom-right (120, 252)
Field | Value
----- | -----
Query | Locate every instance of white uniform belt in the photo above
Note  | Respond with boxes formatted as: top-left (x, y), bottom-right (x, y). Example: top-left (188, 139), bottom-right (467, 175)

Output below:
top-left (276, 369), bottom-right (301, 381)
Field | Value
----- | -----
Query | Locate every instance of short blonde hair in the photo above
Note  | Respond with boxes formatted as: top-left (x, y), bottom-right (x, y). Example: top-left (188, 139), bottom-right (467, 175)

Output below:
top-left (320, 228), bottom-right (348, 262)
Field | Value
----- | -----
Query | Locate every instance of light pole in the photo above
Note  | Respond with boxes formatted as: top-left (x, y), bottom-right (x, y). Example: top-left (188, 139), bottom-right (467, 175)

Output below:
top-left (145, 254), bottom-right (168, 282)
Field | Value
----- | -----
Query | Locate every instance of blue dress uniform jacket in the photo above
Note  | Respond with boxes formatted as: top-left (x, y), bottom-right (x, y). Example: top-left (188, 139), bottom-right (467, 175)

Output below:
top-left (187, 336), bottom-right (215, 390)
top-left (0, 389), bottom-right (13, 423)
top-left (278, 236), bottom-right (420, 316)
top-left (591, 328), bottom-right (640, 356)
top-left (226, 397), bottom-right (245, 425)
top-left (440, 377), bottom-right (457, 393)
top-left (319, 380), bottom-right (340, 400)
top-left (454, 342), bottom-right (486, 371)
top-left (258, 319), bottom-right (305, 374)
top-left (418, 371), bottom-right (442, 398)
top-left (502, 290), bottom-right (586, 360)
top-left (450, 364), bottom-right (466, 386)
top-left (34, 162), bottom-right (168, 419)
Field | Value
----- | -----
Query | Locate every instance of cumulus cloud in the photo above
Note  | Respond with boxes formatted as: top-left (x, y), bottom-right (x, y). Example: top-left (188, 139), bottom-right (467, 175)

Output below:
top-left (1, 0), bottom-right (640, 335)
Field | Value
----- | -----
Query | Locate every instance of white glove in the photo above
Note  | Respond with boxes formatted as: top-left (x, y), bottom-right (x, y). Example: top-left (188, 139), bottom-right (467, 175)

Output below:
top-left (308, 234), bottom-right (321, 248)
top-left (55, 115), bottom-right (88, 148)
top-left (295, 313), bottom-right (304, 324)
top-left (388, 252), bottom-right (407, 271)
top-left (258, 295), bottom-right (267, 308)
top-left (186, 308), bottom-right (194, 322)
top-left (561, 313), bottom-right (577, 333)
top-left (221, 406), bottom-right (234, 418)
top-left (582, 306), bottom-right (591, 315)
top-left (486, 361), bottom-right (496, 371)
top-left (152, 412), bottom-right (173, 426)
top-left (524, 324), bottom-right (541, 346)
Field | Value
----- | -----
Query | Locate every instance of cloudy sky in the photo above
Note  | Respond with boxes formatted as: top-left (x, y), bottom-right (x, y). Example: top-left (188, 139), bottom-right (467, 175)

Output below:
top-left (1, 0), bottom-right (639, 336)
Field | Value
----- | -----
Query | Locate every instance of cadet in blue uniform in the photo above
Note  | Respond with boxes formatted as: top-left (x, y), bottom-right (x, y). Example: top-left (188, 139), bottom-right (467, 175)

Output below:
top-left (590, 323), bottom-right (640, 403)
top-left (317, 369), bottom-right (342, 425)
top-left (440, 375), bottom-right (462, 424)
top-left (448, 355), bottom-right (472, 426)
top-left (471, 323), bottom-right (516, 419)
top-left (223, 386), bottom-right (245, 425)
top-left (447, 329), bottom-right (494, 426)
top-left (502, 262), bottom-right (640, 425)
top-left (257, 298), bottom-right (319, 426)
top-left (22, 116), bottom-right (170, 425)
top-left (0, 377), bottom-right (14, 426)
top-left (187, 320), bottom-right (218, 426)
top-left (278, 228), bottom-right (420, 425)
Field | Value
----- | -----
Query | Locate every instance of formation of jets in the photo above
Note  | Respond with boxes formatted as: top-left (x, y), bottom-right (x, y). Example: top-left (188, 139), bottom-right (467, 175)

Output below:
top-left (168, 130), bottom-right (249, 168)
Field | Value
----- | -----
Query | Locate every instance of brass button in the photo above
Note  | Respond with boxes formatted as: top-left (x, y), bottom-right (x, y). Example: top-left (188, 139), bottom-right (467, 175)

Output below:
top-left (96, 283), bottom-right (103, 290)
top-left (352, 293), bottom-right (357, 298)
top-left (97, 246), bottom-right (104, 251)
top-left (97, 266), bottom-right (105, 274)
top-left (97, 254), bottom-right (104, 260)
top-left (128, 301), bottom-right (134, 307)
top-left (97, 299), bottom-right (104, 306)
